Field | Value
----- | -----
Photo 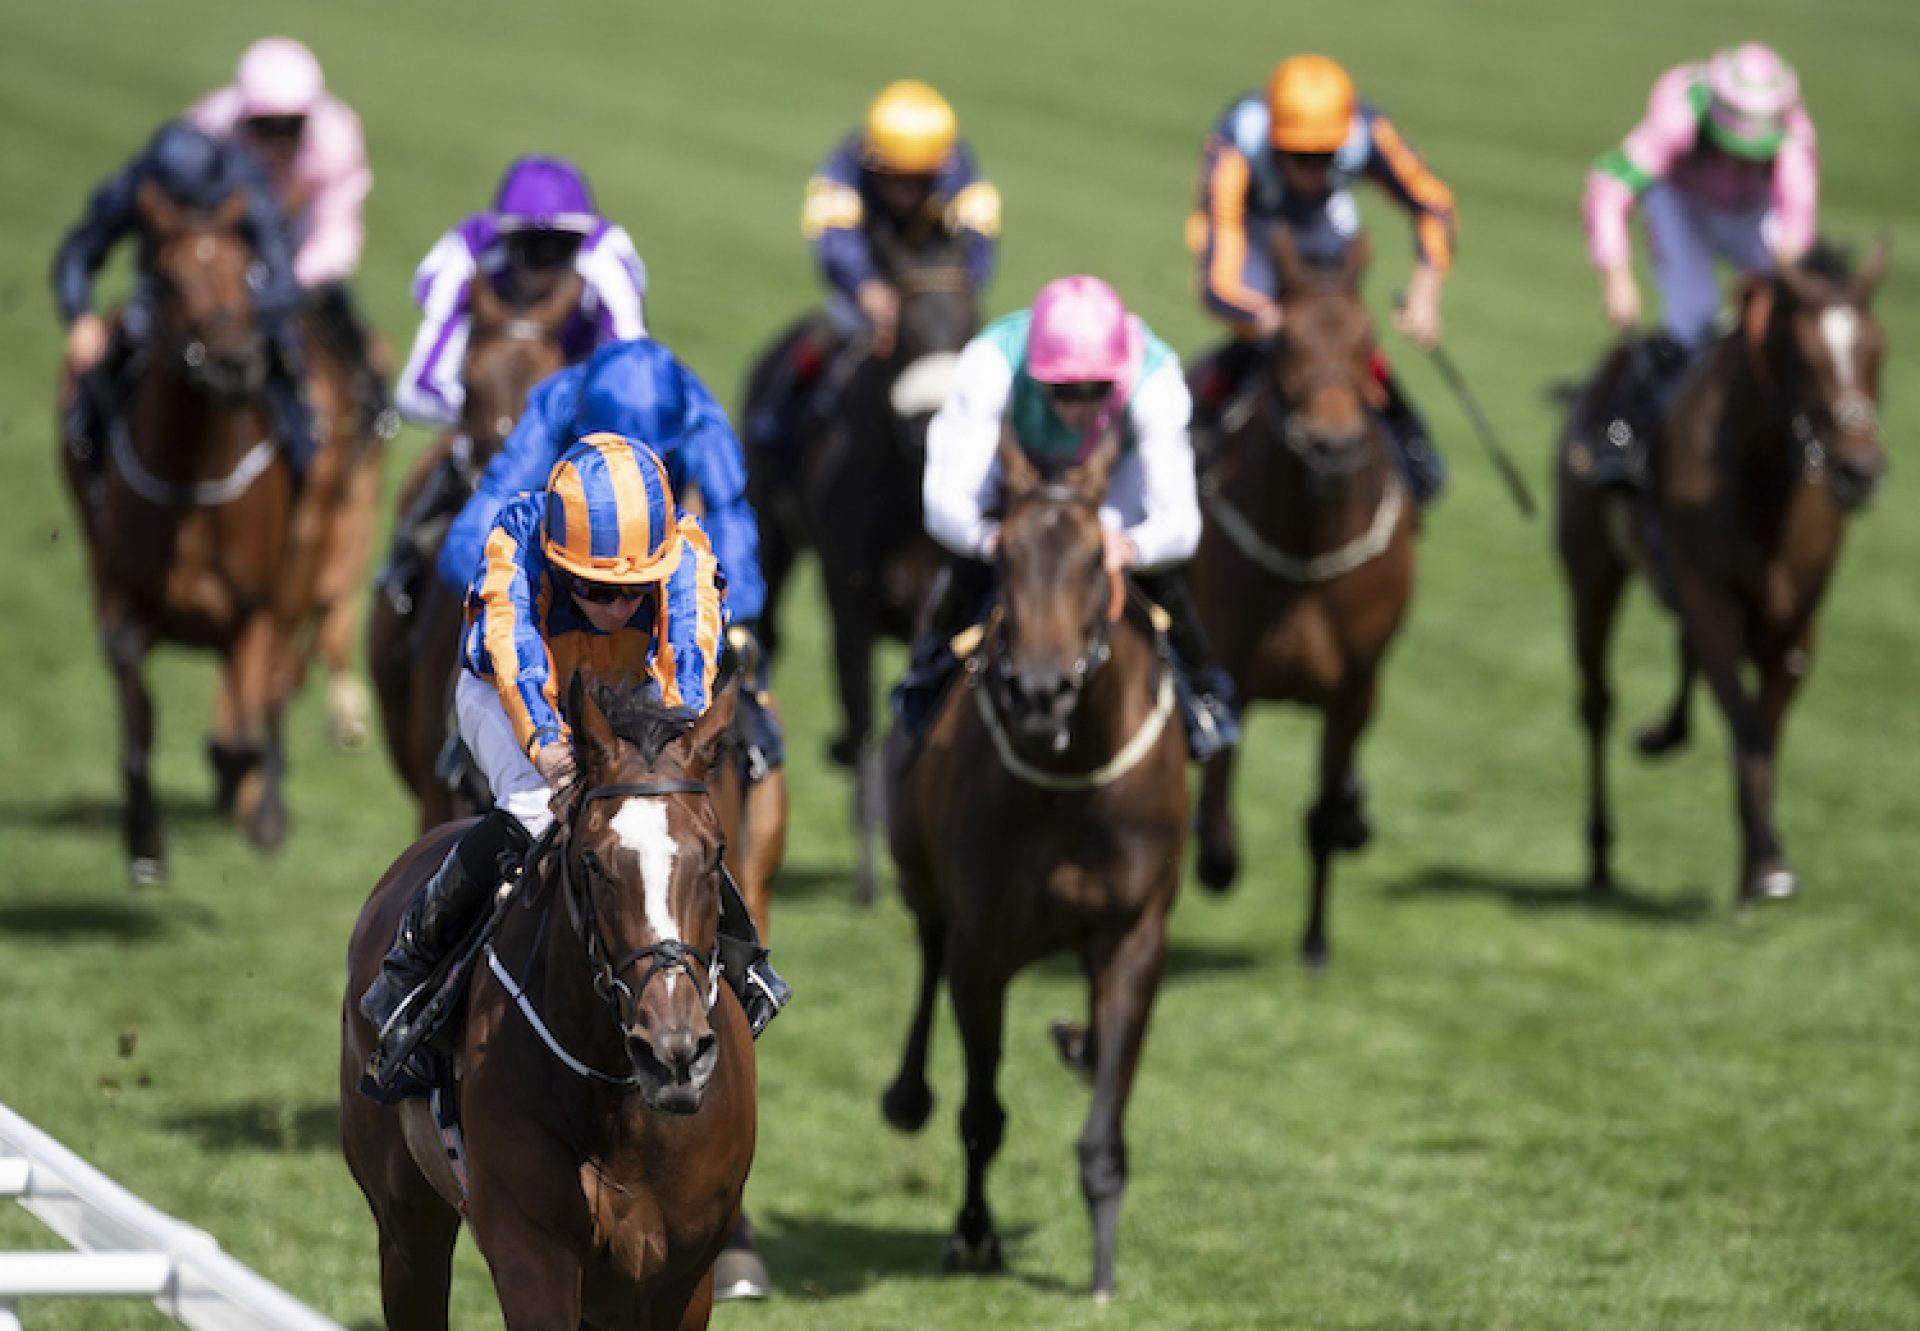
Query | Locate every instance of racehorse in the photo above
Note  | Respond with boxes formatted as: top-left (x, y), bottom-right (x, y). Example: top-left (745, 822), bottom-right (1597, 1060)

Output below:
top-left (341, 677), bottom-right (755, 1330)
top-left (1189, 230), bottom-right (1415, 967)
top-left (1556, 238), bottom-right (1889, 902)
top-left (744, 225), bottom-right (978, 902)
top-left (58, 181), bottom-right (306, 879)
top-left (367, 272), bottom-right (578, 831)
top-left (881, 425), bottom-right (1188, 1300)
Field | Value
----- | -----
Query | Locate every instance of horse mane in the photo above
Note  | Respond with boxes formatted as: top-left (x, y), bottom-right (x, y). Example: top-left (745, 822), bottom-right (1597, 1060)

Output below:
top-left (582, 680), bottom-right (698, 767)
top-left (1796, 238), bottom-right (1854, 285)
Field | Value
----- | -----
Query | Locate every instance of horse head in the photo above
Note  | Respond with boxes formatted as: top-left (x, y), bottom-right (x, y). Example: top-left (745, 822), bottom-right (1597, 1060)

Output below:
top-left (872, 224), bottom-right (980, 456)
top-left (461, 270), bottom-right (581, 464)
top-left (1266, 228), bottom-right (1386, 493)
top-left (556, 675), bottom-right (739, 1115)
top-left (1746, 236), bottom-right (1891, 511)
top-left (136, 181), bottom-right (267, 403)
top-left (989, 424), bottom-right (1123, 749)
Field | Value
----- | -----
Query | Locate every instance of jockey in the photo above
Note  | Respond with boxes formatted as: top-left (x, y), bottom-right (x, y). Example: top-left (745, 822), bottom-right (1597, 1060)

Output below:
top-left (52, 120), bottom-right (317, 491)
top-left (377, 155), bottom-right (649, 614)
top-left (359, 435), bottom-right (791, 1076)
top-left (745, 80), bottom-right (1001, 455)
top-left (395, 155), bottom-right (649, 429)
top-left (187, 37), bottom-right (395, 439)
top-left (1583, 43), bottom-right (1815, 416)
top-left (895, 276), bottom-right (1239, 761)
top-left (1189, 54), bottom-right (1456, 506)
top-left (439, 339), bottom-right (783, 779)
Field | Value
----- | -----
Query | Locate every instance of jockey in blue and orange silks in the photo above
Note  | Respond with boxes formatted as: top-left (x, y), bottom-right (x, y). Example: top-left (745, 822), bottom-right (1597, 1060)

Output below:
top-left (359, 435), bottom-right (788, 1080)
top-left (1188, 54), bottom-right (1457, 506)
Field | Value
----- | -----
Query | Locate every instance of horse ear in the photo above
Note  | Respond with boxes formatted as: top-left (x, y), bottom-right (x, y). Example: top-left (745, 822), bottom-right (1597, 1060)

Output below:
top-left (1270, 225), bottom-right (1307, 293)
top-left (1772, 250), bottom-right (1826, 308)
top-left (468, 269), bottom-right (509, 330)
top-left (1066, 424), bottom-right (1122, 505)
top-left (1343, 232), bottom-right (1372, 289)
top-left (136, 180), bottom-right (181, 237)
top-left (531, 270), bottom-right (586, 331)
top-left (681, 678), bottom-right (739, 776)
top-left (996, 418), bottom-right (1041, 498)
top-left (568, 673), bottom-right (619, 774)
top-left (1854, 232), bottom-right (1892, 305)
top-left (1739, 272), bottom-right (1776, 352)
top-left (213, 189), bottom-right (249, 233)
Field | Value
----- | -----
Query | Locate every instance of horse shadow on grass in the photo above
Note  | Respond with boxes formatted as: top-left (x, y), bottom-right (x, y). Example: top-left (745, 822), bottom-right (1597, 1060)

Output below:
top-left (1033, 939), bottom-right (1264, 985)
top-left (165, 1100), bottom-right (340, 1154)
top-left (0, 794), bottom-right (229, 834)
top-left (755, 1212), bottom-right (1069, 1298)
top-left (1386, 864), bottom-right (1712, 922)
top-left (0, 898), bottom-right (181, 941)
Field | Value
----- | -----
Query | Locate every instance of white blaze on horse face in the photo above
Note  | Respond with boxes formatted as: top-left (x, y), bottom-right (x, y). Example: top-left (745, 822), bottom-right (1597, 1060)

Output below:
top-left (610, 799), bottom-right (681, 992)
top-left (1820, 306), bottom-right (1860, 392)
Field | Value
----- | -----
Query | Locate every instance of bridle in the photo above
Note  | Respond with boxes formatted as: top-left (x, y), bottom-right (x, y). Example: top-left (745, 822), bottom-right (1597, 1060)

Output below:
top-left (982, 483), bottom-right (1120, 724)
top-left (1746, 291), bottom-right (1883, 509)
top-left (1264, 358), bottom-right (1376, 483)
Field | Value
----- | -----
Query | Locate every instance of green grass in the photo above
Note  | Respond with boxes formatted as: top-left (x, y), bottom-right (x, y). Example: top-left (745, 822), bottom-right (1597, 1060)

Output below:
top-left (2, 0), bottom-right (1918, 1327)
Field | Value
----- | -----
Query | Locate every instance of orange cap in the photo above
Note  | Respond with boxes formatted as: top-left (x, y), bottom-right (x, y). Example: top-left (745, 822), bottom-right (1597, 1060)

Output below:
top-left (1267, 55), bottom-right (1356, 153)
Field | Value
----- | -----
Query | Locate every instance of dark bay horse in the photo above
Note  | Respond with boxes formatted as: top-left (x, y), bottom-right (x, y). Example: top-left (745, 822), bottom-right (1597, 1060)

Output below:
top-left (341, 678), bottom-right (754, 1329)
top-left (368, 272), bottom-right (579, 831)
top-left (881, 426), bottom-right (1188, 1300)
top-left (1557, 239), bottom-right (1889, 902)
top-left (1189, 231), bottom-right (1415, 967)
top-left (59, 182), bottom-right (304, 879)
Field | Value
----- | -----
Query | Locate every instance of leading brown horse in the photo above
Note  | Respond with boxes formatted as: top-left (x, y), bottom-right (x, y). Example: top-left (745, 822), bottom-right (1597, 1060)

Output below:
top-left (881, 425), bottom-right (1188, 1300)
top-left (59, 182), bottom-right (303, 879)
top-left (341, 678), bottom-right (754, 1330)
top-left (1557, 238), bottom-right (1890, 902)
top-left (1189, 230), bottom-right (1415, 966)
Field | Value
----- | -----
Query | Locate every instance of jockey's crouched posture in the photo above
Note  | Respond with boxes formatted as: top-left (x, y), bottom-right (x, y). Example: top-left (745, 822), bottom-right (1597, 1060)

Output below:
top-left (53, 121), bottom-right (317, 492)
top-left (894, 276), bottom-right (1240, 761)
top-left (439, 340), bottom-right (784, 778)
top-left (745, 80), bottom-right (1000, 459)
top-left (1188, 54), bottom-right (1456, 506)
top-left (360, 435), bottom-right (791, 1077)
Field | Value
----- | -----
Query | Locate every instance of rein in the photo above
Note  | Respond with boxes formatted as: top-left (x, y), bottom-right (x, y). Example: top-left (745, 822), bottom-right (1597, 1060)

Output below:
top-left (108, 413), bottom-right (280, 507)
top-left (485, 777), bottom-right (718, 1090)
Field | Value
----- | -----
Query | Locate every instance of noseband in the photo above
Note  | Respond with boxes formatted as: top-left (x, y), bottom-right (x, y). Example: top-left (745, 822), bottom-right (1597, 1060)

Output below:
top-left (1266, 361), bottom-right (1375, 482)
top-left (985, 484), bottom-right (1117, 720)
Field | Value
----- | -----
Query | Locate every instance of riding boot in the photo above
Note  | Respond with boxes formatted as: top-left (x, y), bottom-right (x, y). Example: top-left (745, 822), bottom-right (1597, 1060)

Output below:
top-left (1188, 339), bottom-right (1265, 472)
top-left (890, 556), bottom-right (995, 739)
top-left (1133, 568), bottom-right (1240, 762)
top-left (715, 865), bottom-right (790, 1038)
top-left (263, 330), bottom-right (319, 496)
top-left (312, 282), bottom-right (400, 441)
top-left (726, 624), bottom-right (786, 779)
top-left (64, 325), bottom-right (139, 473)
top-left (360, 809), bottom-right (531, 1054)
top-left (1377, 371), bottom-right (1446, 507)
top-left (375, 453), bottom-right (467, 616)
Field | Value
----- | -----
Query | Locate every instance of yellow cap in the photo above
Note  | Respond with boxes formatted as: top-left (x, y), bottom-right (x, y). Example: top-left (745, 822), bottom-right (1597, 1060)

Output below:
top-left (1267, 55), bottom-right (1356, 153)
top-left (863, 80), bottom-right (958, 174)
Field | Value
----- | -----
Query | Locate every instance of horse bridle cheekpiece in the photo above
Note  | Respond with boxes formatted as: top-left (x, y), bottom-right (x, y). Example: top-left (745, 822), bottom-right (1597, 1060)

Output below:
top-left (988, 483), bottom-right (1117, 706)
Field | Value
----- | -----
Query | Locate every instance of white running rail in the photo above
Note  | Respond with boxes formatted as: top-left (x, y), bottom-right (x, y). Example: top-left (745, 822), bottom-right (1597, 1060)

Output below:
top-left (0, 1103), bottom-right (344, 1330)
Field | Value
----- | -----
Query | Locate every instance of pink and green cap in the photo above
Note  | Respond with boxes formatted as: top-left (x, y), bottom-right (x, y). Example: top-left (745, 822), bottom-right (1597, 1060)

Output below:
top-left (1027, 276), bottom-right (1130, 384)
top-left (1705, 43), bottom-right (1799, 160)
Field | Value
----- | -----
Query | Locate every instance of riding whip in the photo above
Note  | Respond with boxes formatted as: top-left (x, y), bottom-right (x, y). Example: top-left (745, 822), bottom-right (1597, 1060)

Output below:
top-left (1392, 288), bottom-right (1537, 518)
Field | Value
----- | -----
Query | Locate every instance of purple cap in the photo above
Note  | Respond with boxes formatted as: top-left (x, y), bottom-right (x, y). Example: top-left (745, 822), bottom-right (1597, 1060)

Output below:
top-left (493, 156), bottom-right (597, 234)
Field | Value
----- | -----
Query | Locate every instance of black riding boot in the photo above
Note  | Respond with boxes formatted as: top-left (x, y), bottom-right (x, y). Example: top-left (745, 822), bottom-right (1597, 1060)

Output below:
top-left (374, 454), bottom-right (468, 615)
top-left (263, 331), bottom-right (319, 495)
top-left (1133, 568), bottom-right (1240, 762)
top-left (360, 809), bottom-right (531, 1056)
top-left (716, 867), bottom-right (790, 1038)
top-left (890, 556), bottom-right (996, 739)
top-left (64, 327), bottom-right (139, 473)
top-left (1379, 371), bottom-right (1447, 507)
top-left (311, 282), bottom-right (400, 441)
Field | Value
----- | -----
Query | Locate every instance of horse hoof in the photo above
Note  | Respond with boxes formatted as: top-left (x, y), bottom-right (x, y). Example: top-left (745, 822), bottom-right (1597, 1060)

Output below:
top-left (1332, 810), bottom-right (1372, 853)
top-left (328, 677), bottom-right (373, 752)
top-left (1091, 1286), bottom-right (1116, 1306)
top-left (127, 857), bottom-right (167, 887)
top-left (1048, 1019), bottom-right (1094, 1083)
top-left (237, 775), bottom-right (289, 853)
top-left (1196, 840), bottom-right (1239, 894)
top-left (1634, 722), bottom-right (1689, 758)
top-left (1747, 867), bottom-right (1799, 902)
top-left (881, 1079), bottom-right (934, 1133)
top-left (1587, 872), bottom-right (1615, 896)
top-left (826, 735), bottom-right (861, 769)
top-left (943, 1229), bottom-right (1003, 1274)
top-left (712, 1246), bottom-right (773, 1301)
top-left (1302, 946), bottom-right (1330, 974)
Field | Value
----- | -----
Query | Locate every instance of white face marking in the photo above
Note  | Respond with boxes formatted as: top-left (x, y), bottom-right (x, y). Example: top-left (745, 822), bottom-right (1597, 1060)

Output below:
top-left (194, 236), bottom-right (216, 262)
top-left (1820, 306), bottom-right (1859, 392)
top-left (609, 799), bottom-right (681, 995)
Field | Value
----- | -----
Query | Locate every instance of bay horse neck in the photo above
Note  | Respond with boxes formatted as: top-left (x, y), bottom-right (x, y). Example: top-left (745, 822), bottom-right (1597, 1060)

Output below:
top-left (130, 349), bottom-right (266, 486)
top-left (462, 322), bottom-right (565, 466)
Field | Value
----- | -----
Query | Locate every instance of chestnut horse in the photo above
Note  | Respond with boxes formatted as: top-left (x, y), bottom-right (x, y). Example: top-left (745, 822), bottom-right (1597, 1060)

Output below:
top-left (368, 272), bottom-right (579, 830)
top-left (744, 225), bottom-right (977, 903)
top-left (59, 182), bottom-right (304, 879)
top-left (1557, 239), bottom-right (1890, 902)
top-left (1189, 231), bottom-right (1415, 966)
top-left (341, 678), bottom-right (754, 1330)
top-left (881, 426), bottom-right (1188, 1300)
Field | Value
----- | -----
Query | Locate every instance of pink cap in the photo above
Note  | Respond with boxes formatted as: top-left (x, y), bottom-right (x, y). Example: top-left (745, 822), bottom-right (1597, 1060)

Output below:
top-left (237, 38), bottom-right (325, 118)
top-left (1705, 43), bottom-right (1799, 158)
top-left (1027, 276), bottom-right (1130, 384)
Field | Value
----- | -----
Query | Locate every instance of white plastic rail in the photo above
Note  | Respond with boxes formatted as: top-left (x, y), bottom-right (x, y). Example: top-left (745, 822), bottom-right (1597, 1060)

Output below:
top-left (0, 1102), bottom-right (344, 1330)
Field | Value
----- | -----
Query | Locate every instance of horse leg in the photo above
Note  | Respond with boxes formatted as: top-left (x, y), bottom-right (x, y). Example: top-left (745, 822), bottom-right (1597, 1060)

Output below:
top-left (1742, 622), bottom-right (1814, 901)
top-left (853, 742), bottom-right (887, 908)
top-left (1302, 678), bottom-right (1377, 969)
top-left (1079, 907), bottom-right (1170, 1301)
top-left (1570, 562), bottom-right (1628, 893)
top-left (881, 910), bottom-right (945, 1133)
top-left (944, 953), bottom-right (1008, 1273)
top-left (824, 585), bottom-right (873, 769)
top-left (369, 1181), bottom-right (462, 1331)
top-left (1194, 743), bottom-right (1241, 893)
top-left (319, 586), bottom-right (374, 752)
top-left (207, 669), bottom-right (257, 814)
top-left (103, 614), bottom-right (165, 883)
top-left (229, 612), bottom-right (290, 851)
top-left (473, 1217), bottom-right (582, 1331)
top-left (1635, 630), bottom-right (1696, 757)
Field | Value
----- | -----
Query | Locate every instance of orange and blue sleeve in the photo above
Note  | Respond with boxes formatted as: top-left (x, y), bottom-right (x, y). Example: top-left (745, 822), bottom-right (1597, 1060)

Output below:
top-left (650, 519), bottom-right (728, 713)
top-left (463, 495), bottom-right (567, 758)
top-left (1196, 140), bottom-right (1271, 325)
top-left (1363, 110), bottom-right (1457, 276)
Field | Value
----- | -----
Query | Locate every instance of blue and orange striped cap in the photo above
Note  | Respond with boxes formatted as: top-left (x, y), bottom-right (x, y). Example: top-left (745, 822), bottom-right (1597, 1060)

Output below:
top-left (541, 433), bottom-right (682, 585)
